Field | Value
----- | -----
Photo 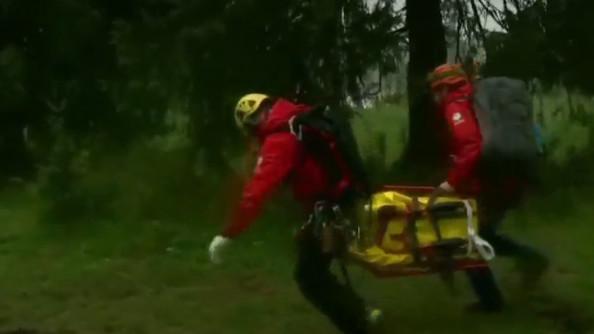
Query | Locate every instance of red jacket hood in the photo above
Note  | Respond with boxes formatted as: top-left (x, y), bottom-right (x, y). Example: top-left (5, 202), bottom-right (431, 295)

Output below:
top-left (257, 99), bottom-right (311, 139)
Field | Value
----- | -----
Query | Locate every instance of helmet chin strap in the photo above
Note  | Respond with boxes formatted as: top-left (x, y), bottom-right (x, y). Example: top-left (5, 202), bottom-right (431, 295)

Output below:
top-left (243, 107), bottom-right (271, 136)
top-left (244, 109), bottom-right (263, 127)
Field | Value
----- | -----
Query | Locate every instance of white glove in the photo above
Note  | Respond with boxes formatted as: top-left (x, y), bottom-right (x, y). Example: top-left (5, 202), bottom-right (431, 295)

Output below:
top-left (208, 235), bottom-right (232, 264)
top-left (438, 181), bottom-right (455, 193)
top-left (428, 181), bottom-right (455, 208)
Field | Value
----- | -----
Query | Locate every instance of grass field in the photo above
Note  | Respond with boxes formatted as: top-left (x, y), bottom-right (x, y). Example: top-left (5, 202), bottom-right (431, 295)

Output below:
top-left (0, 180), bottom-right (593, 334)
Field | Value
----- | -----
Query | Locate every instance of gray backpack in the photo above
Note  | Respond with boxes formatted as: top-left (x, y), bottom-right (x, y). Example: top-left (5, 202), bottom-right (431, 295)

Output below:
top-left (473, 77), bottom-right (539, 166)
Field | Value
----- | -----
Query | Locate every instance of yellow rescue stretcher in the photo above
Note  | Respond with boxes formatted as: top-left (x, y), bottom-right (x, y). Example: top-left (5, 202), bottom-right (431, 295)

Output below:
top-left (349, 186), bottom-right (495, 278)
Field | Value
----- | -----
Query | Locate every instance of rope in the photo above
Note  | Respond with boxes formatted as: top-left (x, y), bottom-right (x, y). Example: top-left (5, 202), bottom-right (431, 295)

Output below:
top-left (463, 200), bottom-right (496, 261)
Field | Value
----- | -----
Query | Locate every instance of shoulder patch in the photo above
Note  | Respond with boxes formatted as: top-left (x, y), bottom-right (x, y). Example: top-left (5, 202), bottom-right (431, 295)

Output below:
top-left (452, 112), bottom-right (465, 125)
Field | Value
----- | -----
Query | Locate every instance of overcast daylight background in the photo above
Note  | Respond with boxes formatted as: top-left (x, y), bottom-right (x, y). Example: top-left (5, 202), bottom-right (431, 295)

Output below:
top-left (366, 0), bottom-right (508, 31)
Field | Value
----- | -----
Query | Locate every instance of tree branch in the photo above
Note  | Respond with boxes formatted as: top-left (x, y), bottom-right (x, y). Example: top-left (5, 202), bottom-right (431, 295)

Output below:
top-left (459, 2), bottom-right (474, 53)
top-left (455, 0), bottom-right (464, 62)
top-left (390, 25), bottom-right (408, 35)
top-left (470, 0), bottom-right (487, 46)
top-left (478, 0), bottom-right (508, 30)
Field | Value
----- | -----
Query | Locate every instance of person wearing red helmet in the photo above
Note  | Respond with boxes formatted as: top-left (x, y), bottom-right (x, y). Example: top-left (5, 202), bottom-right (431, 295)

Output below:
top-left (427, 64), bottom-right (549, 312)
top-left (208, 94), bottom-right (382, 333)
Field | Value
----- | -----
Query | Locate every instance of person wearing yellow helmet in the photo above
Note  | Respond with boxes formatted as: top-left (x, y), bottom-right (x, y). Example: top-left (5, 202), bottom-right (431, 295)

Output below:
top-left (208, 93), bottom-right (381, 333)
top-left (233, 93), bottom-right (273, 132)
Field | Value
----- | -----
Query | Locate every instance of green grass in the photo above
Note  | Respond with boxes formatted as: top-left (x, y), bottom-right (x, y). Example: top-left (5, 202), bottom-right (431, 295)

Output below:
top-left (534, 88), bottom-right (594, 165)
top-left (352, 102), bottom-right (408, 172)
top-left (0, 183), bottom-right (593, 334)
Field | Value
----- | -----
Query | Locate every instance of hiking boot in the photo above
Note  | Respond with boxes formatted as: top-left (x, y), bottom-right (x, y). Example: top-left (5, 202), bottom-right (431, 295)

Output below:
top-left (464, 302), bottom-right (504, 314)
top-left (519, 254), bottom-right (550, 288)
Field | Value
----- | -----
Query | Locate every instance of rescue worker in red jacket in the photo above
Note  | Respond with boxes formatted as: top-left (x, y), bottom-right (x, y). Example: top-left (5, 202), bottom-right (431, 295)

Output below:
top-left (427, 64), bottom-right (549, 312)
top-left (207, 94), bottom-right (382, 334)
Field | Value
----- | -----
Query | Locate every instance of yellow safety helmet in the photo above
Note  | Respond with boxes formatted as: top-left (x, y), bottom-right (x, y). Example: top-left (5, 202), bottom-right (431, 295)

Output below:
top-left (234, 93), bottom-right (270, 130)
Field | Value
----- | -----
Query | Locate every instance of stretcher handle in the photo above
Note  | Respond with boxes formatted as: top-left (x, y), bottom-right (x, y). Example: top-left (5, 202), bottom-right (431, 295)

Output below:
top-left (427, 202), bottom-right (466, 215)
top-left (406, 197), bottom-right (422, 263)
top-left (381, 185), bottom-right (436, 194)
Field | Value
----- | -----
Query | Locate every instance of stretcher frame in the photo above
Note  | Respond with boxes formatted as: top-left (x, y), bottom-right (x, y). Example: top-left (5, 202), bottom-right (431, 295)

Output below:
top-left (349, 185), bottom-right (489, 278)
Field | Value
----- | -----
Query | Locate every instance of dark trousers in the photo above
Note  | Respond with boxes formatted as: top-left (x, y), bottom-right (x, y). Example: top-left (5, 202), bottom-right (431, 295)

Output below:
top-left (294, 226), bottom-right (368, 334)
top-left (466, 197), bottom-right (547, 309)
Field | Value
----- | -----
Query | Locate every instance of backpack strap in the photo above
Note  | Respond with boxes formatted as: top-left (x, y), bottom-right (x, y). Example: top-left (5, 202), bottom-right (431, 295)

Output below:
top-left (406, 197), bottom-right (422, 263)
top-left (288, 115), bottom-right (303, 140)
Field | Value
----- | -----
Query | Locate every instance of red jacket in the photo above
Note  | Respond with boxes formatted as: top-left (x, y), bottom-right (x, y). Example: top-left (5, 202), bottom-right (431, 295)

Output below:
top-left (441, 83), bottom-right (526, 199)
top-left (222, 99), bottom-right (351, 238)
top-left (440, 83), bottom-right (482, 195)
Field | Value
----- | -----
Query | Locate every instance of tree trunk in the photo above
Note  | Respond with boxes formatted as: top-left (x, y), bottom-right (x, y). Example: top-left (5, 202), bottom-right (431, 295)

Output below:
top-left (404, 0), bottom-right (448, 167)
